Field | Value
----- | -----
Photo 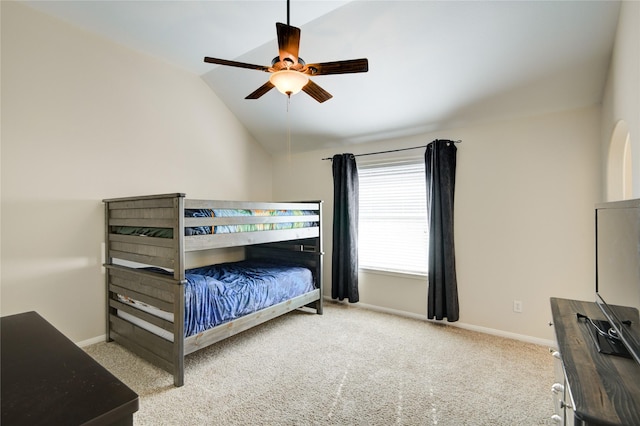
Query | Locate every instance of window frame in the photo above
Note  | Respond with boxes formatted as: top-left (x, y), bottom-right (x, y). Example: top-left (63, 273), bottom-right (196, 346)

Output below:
top-left (357, 156), bottom-right (429, 277)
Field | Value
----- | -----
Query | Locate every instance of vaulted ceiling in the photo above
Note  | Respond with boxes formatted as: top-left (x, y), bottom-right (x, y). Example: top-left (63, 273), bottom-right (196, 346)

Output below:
top-left (24, 1), bottom-right (621, 154)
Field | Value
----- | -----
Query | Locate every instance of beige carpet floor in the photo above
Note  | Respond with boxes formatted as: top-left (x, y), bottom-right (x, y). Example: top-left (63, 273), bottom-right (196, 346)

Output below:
top-left (85, 302), bottom-right (555, 425)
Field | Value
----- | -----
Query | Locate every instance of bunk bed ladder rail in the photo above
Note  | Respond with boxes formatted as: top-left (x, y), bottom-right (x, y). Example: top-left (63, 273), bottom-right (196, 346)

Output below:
top-left (103, 193), bottom-right (186, 386)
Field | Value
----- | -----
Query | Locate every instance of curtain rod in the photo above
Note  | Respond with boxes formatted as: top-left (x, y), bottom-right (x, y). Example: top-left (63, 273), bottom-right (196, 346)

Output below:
top-left (321, 139), bottom-right (462, 161)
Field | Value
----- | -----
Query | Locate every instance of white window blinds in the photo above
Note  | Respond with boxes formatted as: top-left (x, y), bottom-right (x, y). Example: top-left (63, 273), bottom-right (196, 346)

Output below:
top-left (358, 159), bottom-right (428, 275)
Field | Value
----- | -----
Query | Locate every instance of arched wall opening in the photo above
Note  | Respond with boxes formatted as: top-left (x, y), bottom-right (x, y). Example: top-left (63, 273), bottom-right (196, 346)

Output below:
top-left (607, 120), bottom-right (633, 201)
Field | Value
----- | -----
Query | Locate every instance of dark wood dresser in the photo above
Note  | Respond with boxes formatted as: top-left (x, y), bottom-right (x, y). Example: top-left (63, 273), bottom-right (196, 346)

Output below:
top-left (1, 311), bottom-right (139, 425)
top-left (550, 298), bottom-right (640, 425)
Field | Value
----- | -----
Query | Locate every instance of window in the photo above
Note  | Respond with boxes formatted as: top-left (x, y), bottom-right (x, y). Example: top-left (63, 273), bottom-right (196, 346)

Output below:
top-left (358, 159), bottom-right (428, 275)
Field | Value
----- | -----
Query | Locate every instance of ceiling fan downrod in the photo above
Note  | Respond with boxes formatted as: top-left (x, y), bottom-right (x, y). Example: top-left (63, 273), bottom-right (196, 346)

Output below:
top-left (286, 0), bottom-right (290, 26)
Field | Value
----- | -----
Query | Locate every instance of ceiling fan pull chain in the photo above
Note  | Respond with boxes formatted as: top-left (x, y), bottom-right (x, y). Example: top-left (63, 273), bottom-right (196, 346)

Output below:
top-left (286, 96), bottom-right (292, 161)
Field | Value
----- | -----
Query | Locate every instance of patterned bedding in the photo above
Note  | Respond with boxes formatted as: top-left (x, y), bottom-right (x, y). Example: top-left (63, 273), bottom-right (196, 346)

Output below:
top-left (113, 208), bottom-right (317, 238)
top-left (117, 260), bottom-right (314, 338)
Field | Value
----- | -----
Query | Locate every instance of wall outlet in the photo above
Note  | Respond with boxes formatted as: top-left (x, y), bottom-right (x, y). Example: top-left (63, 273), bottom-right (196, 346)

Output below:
top-left (513, 300), bottom-right (523, 313)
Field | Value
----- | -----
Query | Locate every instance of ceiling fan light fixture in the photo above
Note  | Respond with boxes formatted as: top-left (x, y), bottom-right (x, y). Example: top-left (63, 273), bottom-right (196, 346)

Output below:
top-left (269, 70), bottom-right (309, 96)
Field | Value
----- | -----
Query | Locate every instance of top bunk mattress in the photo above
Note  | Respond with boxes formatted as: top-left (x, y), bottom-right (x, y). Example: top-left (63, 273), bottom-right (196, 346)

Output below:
top-left (112, 208), bottom-right (318, 238)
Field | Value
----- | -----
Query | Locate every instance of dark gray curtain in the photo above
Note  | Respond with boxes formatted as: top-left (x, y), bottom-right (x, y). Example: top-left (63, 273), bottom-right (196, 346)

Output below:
top-left (425, 140), bottom-right (459, 321)
top-left (331, 153), bottom-right (359, 303)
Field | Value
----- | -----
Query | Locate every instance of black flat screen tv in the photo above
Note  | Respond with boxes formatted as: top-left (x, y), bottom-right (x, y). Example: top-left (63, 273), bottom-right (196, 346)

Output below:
top-left (595, 198), bottom-right (640, 365)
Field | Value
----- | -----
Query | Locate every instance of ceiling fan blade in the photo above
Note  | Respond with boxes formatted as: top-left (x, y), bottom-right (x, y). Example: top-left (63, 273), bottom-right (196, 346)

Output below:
top-left (204, 57), bottom-right (270, 72)
top-left (245, 81), bottom-right (275, 99)
top-left (302, 80), bottom-right (333, 103)
top-left (276, 22), bottom-right (301, 64)
top-left (303, 58), bottom-right (369, 76)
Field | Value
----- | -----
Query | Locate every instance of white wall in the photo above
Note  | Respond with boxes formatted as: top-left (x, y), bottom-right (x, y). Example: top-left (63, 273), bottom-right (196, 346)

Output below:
top-left (0, 2), bottom-right (273, 342)
top-left (601, 1), bottom-right (640, 199)
top-left (273, 106), bottom-right (601, 342)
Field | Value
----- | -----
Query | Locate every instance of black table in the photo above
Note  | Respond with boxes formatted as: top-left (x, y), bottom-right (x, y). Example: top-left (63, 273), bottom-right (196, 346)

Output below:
top-left (1, 311), bottom-right (139, 425)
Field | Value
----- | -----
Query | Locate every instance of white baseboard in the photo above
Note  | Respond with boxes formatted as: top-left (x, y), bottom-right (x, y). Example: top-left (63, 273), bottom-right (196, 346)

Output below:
top-left (76, 334), bottom-right (106, 348)
top-left (450, 321), bottom-right (555, 348)
top-left (80, 300), bottom-right (555, 349)
top-left (325, 298), bottom-right (555, 348)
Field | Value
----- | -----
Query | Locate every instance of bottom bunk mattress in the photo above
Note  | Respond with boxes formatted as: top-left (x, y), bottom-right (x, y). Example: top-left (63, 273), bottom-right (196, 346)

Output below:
top-left (117, 260), bottom-right (315, 339)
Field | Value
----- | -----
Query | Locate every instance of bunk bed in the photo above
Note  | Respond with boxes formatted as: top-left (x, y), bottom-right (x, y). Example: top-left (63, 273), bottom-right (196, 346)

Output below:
top-left (103, 193), bottom-right (323, 387)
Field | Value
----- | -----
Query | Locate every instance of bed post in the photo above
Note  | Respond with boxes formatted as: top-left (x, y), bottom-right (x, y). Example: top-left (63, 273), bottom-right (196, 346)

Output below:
top-left (316, 200), bottom-right (324, 315)
top-left (104, 202), bottom-right (114, 342)
top-left (173, 194), bottom-right (185, 387)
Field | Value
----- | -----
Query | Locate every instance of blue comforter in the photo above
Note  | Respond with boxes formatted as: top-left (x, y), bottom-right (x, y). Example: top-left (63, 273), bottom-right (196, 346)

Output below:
top-left (183, 260), bottom-right (314, 337)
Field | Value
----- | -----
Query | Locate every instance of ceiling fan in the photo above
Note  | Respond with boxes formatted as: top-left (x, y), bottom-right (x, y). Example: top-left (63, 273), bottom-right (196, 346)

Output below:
top-left (203, 1), bottom-right (368, 103)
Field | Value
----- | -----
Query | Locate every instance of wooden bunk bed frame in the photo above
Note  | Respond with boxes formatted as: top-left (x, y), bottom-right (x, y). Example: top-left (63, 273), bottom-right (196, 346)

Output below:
top-left (103, 193), bottom-right (323, 387)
